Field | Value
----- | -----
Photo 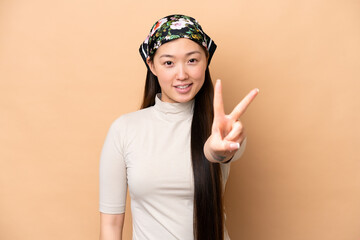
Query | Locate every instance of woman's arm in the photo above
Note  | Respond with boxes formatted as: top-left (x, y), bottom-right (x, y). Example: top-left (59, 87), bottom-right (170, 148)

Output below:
top-left (100, 213), bottom-right (125, 240)
top-left (99, 119), bottom-right (128, 239)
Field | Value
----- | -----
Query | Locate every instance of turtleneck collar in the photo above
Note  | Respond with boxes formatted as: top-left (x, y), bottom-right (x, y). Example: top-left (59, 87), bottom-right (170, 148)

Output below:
top-left (153, 93), bottom-right (194, 121)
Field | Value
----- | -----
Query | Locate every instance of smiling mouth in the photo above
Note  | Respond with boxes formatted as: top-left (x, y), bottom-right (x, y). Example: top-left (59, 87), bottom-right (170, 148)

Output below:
top-left (175, 84), bottom-right (192, 89)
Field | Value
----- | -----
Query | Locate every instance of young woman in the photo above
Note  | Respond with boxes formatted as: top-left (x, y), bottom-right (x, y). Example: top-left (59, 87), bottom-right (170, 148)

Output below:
top-left (99, 14), bottom-right (259, 240)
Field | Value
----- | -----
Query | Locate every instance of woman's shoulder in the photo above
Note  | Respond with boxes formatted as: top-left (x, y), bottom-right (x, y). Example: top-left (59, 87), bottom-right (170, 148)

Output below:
top-left (110, 106), bottom-right (154, 130)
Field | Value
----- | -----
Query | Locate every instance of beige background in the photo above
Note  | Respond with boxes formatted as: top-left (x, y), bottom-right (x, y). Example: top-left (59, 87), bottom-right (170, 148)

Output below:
top-left (1, 0), bottom-right (360, 239)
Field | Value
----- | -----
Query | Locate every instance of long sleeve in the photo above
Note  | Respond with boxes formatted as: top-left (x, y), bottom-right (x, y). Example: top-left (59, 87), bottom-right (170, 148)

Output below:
top-left (99, 119), bottom-right (127, 214)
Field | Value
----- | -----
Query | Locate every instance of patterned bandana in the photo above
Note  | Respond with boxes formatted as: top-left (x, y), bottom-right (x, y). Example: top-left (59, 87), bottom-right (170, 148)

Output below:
top-left (139, 14), bottom-right (217, 67)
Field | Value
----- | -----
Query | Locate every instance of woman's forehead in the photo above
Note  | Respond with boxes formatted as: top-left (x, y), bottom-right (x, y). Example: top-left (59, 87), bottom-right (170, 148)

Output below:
top-left (155, 38), bottom-right (205, 57)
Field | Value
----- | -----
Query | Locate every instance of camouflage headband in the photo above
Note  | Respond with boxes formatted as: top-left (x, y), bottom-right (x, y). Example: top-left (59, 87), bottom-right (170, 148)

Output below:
top-left (139, 14), bottom-right (217, 67)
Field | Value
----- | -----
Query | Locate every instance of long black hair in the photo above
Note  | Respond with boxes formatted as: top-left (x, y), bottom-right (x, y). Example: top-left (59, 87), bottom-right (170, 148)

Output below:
top-left (141, 59), bottom-right (224, 240)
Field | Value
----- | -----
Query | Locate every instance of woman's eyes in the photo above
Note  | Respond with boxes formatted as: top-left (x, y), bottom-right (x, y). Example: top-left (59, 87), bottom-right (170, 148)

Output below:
top-left (164, 61), bottom-right (173, 66)
top-left (163, 59), bottom-right (198, 66)
top-left (188, 58), bottom-right (197, 63)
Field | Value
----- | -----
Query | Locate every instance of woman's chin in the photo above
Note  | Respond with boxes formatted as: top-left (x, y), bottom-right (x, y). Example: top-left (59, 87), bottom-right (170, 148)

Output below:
top-left (173, 94), bottom-right (196, 103)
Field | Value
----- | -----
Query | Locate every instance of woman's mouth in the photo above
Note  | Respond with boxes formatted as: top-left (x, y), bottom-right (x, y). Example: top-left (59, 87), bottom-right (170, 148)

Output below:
top-left (174, 83), bottom-right (192, 93)
top-left (175, 84), bottom-right (191, 89)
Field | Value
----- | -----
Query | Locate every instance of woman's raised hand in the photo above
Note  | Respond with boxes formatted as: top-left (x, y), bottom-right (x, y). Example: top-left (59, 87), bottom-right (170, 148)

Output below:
top-left (204, 80), bottom-right (259, 162)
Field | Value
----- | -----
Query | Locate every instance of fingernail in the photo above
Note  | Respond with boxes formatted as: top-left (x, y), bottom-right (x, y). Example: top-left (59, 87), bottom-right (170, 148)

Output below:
top-left (256, 88), bottom-right (260, 93)
top-left (230, 143), bottom-right (240, 149)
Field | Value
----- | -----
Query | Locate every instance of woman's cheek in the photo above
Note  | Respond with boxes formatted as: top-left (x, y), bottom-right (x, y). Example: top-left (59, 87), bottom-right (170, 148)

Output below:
top-left (193, 67), bottom-right (206, 81)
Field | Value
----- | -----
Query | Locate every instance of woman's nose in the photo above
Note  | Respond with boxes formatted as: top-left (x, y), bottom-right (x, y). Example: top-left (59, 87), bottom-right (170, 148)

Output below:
top-left (176, 65), bottom-right (188, 80)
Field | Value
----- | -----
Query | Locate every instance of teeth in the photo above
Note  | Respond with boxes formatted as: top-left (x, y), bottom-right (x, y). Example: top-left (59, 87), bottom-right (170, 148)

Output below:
top-left (176, 84), bottom-right (190, 89)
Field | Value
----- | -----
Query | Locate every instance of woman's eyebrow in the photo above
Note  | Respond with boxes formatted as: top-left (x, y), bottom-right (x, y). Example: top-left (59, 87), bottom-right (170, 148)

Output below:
top-left (159, 54), bottom-right (174, 58)
top-left (159, 51), bottom-right (201, 58)
top-left (186, 51), bottom-right (201, 56)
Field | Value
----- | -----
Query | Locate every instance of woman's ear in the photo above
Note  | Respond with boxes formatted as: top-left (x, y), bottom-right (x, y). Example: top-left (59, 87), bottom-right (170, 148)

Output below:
top-left (147, 57), bottom-right (157, 76)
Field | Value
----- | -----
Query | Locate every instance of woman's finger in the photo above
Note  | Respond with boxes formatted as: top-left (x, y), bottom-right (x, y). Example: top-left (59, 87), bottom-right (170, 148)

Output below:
top-left (213, 79), bottom-right (225, 121)
top-left (225, 140), bottom-right (241, 151)
top-left (224, 121), bottom-right (244, 141)
top-left (229, 88), bottom-right (259, 120)
top-left (231, 134), bottom-right (246, 147)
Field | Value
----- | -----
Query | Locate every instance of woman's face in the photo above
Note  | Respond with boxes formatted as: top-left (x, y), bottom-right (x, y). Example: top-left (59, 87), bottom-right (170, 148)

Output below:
top-left (147, 38), bottom-right (208, 103)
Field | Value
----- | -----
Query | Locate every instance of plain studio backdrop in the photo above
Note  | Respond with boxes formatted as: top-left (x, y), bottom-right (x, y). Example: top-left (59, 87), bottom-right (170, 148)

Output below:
top-left (0, 0), bottom-right (359, 239)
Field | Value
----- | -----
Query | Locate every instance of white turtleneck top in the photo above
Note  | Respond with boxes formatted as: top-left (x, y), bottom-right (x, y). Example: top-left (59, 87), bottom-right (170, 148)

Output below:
top-left (99, 94), bottom-right (246, 240)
